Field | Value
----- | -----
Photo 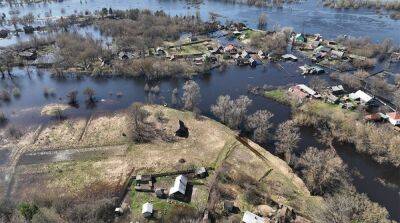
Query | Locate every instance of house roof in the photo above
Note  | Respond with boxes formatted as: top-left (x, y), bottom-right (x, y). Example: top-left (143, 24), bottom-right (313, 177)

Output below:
top-left (169, 175), bottom-right (188, 195)
top-left (289, 86), bottom-right (308, 99)
top-left (142, 202), bottom-right (153, 214)
top-left (387, 112), bottom-right (400, 120)
top-left (297, 84), bottom-right (317, 96)
top-left (242, 211), bottom-right (266, 223)
top-left (282, 54), bottom-right (298, 60)
top-left (349, 90), bottom-right (373, 103)
top-left (331, 85), bottom-right (344, 92)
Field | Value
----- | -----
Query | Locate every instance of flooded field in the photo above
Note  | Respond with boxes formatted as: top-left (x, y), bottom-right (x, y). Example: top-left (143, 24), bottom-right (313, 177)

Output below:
top-left (0, 0), bottom-right (399, 220)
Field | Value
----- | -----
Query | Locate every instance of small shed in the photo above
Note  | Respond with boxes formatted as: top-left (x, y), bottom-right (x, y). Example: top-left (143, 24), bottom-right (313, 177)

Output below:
top-left (242, 211), bottom-right (266, 223)
top-left (223, 201), bottom-right (235, 213)
top-left (195, 167), bottom-right (208, 178)
top-left (155, 188), bottom-right (166, 198)
top-left (330, 85), bottom-right (344, 95)
top-left (142, 202), bottom-right (153, 218)
top-left (257, 50), bottom-right (266, 59)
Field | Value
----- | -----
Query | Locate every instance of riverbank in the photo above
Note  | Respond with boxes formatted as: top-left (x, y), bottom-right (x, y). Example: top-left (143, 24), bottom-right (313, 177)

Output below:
top-left (264, 88), bottom-right (400, 168)
top-left (0, 105), bottom-right (324, 222)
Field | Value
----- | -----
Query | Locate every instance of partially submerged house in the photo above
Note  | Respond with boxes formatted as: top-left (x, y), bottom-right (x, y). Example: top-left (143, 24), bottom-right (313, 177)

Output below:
top-left (282, 54), bottom-right (298, 62)
top-left (142, 202), bottom-right (153, 218)
top-left (242, 211), bottom-right (266, 223)
top-left (299, 65), bottom-right (324, 75)
top-left (387, 112), bottom-right (400, 126)
top-left (224, 44), bottom-right (237, 54)
top-left (169, 175), bottom-right (188, 199)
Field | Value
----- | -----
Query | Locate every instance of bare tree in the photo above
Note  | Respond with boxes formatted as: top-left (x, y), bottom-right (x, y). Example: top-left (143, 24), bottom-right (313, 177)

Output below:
top-left (297, 147), bottom-right (348, 195)
top-left (171, 88), bottom-right (179, 107)
top-left (274, 120), bottom-right (300, 164)
top-left (258, 13), bottom-right (267, 30)
top-left (66, 90), bottom-right (78, 106)
top-left (227, 95), bottom-right (252, 129)
top-left (393, 89), bottom-right (400, 111)
top-left (130, 103), bottom-right (155, 143)
top-left (246, 110), bottom-right (273, 144)
top-left (211, 95), bottom-right (232, 124)
top-left (83, 87), bottom-right (95, 103)
top-left (323, 189), bottom-right (390, 223)
top-left (182, 80), bottom-right (201, 111)
top-left (308, 76), bottom-right (328, 92)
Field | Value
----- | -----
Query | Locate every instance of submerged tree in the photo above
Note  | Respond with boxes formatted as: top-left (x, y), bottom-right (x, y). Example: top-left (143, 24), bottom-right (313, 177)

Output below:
top-left (211, 95), bottom-right (252, 129)
top-left (297, 147), bottom-right (349, 196)
top-left (182, 80), bottom-right (201, 112)
top-left (246, 110), bottom-right (273, 144)
top-left (83, 87), bottom-right (95, 103)
top-left (211, 95), bottom-right (232, 124)
top-left (66, 90), bottom-right (78, 106)
top-left (171, 88), bottom-right (179, 107)
top-left (274, 120), bottom-right (300, 164)
top-left (258, 13), bottom-right (267, 30)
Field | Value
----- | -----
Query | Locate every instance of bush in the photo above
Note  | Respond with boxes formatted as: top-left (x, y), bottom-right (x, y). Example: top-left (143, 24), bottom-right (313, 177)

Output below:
top-left (18, 202), bottom-right (39, 222)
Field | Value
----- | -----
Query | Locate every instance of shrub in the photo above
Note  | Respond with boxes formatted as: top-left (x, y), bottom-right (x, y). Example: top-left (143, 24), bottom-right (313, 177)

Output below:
top-left (18, 202), bottom-right (39, 222)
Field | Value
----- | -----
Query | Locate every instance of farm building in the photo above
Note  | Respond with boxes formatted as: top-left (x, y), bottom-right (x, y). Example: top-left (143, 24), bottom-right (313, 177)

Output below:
top-left (169, 175), bottom-right (188, 199)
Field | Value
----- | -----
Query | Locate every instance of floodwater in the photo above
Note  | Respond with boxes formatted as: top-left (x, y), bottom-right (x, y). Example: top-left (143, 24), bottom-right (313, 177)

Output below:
top-left (0, 0), bottom-right (399, 43)
top-left (0, 0), bottom-right (399, 220)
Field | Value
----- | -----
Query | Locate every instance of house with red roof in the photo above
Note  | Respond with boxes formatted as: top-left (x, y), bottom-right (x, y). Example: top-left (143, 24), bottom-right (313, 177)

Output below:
top-left (387, 112), bottom-right (400, 126)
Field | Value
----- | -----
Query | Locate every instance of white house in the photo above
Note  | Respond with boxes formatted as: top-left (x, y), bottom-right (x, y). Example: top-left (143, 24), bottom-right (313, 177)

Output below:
top-left (349, 90), bottom-right (373, 104)
top-left (242, 211), bottom-right (266, 223)
top-left (169, 175), bottom-right (188, 198)
top-left (387, 112), bottom-right (400, 126)
top-left (142, 202), bottom-right (153, 218)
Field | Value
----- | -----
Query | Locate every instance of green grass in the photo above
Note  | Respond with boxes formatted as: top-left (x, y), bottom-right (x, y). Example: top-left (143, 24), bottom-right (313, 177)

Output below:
top-left (264, 89), bottom-right (292, 105)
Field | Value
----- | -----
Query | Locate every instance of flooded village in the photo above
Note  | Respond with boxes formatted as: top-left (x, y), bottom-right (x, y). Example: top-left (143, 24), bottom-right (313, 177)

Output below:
top-left (0, 0), bottom-right (399, 223)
